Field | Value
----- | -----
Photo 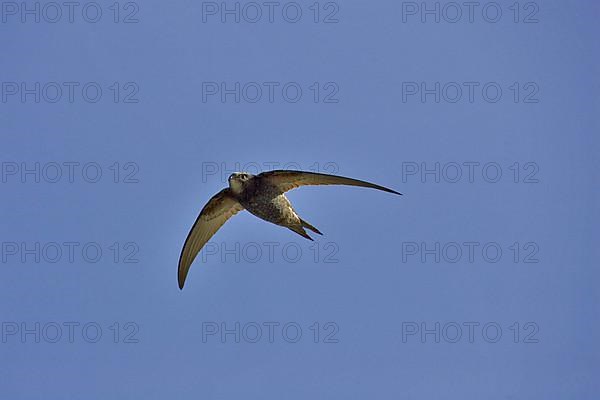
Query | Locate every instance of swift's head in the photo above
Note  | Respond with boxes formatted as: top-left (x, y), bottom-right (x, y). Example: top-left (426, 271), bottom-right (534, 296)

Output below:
top-left (228, 172), bottom-right (253, 194)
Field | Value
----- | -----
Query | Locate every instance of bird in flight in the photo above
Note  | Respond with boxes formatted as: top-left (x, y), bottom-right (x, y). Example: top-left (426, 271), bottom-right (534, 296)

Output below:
top-left (178, 170), bottom-right (401, 289)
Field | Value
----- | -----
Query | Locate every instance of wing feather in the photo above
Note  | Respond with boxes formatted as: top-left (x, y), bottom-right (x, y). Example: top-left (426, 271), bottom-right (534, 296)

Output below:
top-left (258, 170), bottom-right (401, 195)
top-left (178, 189), bottom-right (243, 289)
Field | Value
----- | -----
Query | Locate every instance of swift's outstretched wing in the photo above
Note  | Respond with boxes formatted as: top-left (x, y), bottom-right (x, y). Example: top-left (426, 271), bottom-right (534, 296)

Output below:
top-left (258, 170), bottom-right (402, 195)
top-left (178, 189), bottom-right (244, 289)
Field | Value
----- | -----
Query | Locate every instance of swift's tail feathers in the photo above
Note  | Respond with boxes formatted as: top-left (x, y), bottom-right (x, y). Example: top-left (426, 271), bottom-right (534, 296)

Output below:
top-left (288, 225), bottom-right (314, 241)
top-left (300, 218), bottom-right (322, 235)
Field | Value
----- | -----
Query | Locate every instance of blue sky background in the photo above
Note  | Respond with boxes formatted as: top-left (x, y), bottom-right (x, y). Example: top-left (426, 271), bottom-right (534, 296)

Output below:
top-left (1, 0), bottom-right (599, 398)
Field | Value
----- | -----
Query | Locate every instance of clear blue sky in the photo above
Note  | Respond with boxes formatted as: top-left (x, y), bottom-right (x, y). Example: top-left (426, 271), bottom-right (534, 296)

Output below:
top-left (1, 1), bottom-right (598, 398)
